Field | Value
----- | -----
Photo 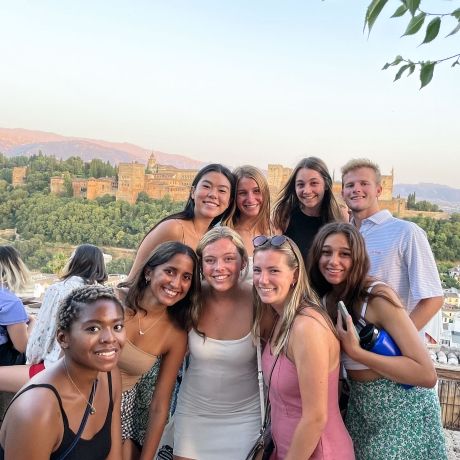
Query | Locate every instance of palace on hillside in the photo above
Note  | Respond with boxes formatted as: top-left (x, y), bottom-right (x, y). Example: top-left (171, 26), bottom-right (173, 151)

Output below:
top-left (10, 156), bottom-right (446, 219)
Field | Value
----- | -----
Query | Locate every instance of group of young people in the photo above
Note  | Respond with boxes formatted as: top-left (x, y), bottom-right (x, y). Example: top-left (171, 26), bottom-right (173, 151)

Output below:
top-left (0, 157), bottom-right (447, 460)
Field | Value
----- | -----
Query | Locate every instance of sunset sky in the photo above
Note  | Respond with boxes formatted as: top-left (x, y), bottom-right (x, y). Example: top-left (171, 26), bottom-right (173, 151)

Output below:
top-left (1, 1), bottom-right (458, 187)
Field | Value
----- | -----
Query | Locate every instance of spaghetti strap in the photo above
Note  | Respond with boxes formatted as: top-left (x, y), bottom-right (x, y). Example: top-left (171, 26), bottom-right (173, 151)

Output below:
top-left (175, 219), bottom-right (186, 244)
top-left (3, 383), bottom-right (69, 428)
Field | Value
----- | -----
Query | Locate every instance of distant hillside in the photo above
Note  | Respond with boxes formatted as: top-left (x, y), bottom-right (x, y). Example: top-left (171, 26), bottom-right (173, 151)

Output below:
top-left (394, 183), bottom-right (460, 213)
top-left (0, 127), bottom-right (205, 170)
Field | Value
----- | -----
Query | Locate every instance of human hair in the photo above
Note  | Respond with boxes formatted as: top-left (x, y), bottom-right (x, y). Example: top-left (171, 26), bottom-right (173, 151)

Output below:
top-left (140, 164), bottom-right (236, 244)
top-left (341, 158), bottom-right (382, 185)
top-left (223, 165), bottom-right (271, 234)
top-left (57, 285), bottom-right (123, 332)
top-left (252, 237), bottom-right (335, 356)
top-left (272, 157), bottom-right (343, 232)
top-left (0, 246), bottom-right (31, 293)
top-left (307, 222), bottom-right (398, 323)
top-left (61, 244), bottom-right (108, 284)
top-left (191, 227), bottom-right (249, 334)
top-left (124, 241), bottom-right (200, 331)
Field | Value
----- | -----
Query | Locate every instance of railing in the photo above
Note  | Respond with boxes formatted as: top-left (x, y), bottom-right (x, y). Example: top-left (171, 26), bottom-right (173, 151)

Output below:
top-left (437, 367), bottom-right (460, 431)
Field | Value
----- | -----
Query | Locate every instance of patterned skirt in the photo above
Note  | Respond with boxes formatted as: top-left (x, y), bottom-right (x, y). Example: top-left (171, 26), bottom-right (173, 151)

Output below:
top-left (346, 378), bottom-right (447, 460)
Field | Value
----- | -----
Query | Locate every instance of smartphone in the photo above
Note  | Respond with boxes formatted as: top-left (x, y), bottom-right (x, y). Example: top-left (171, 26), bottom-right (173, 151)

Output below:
top-left (337, 301), bottom-right (360, 341)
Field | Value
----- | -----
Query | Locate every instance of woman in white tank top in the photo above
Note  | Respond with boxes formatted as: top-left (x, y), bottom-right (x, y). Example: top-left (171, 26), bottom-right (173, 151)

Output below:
top-left (173, 227), bottom-right (267, 460)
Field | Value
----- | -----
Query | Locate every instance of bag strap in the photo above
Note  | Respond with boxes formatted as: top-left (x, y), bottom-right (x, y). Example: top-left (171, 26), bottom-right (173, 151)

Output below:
top-left (255, 331), bottom-right (265, 423)
top-left (58, 378), bottom-right (98, 460)
top-left (260, 348), bottom-right (279, 433)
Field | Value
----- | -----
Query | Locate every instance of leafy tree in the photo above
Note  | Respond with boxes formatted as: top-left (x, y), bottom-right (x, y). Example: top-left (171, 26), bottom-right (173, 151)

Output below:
top-left (106, 257), bottom-right (134, 275)
top-left (365, 0), bottom-right (460, 88)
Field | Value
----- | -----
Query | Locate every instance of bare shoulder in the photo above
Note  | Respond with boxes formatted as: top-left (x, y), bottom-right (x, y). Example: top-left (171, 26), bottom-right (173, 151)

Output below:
top-left (164, 322), bottom-right (187, 350)
top-left (370, 284), bottom-right (404, 310)
top-left (142, 220), bottom-right (183, 246)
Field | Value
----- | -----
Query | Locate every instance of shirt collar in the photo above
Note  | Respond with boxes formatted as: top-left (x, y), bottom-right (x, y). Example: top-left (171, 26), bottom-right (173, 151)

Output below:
top-left (351, 209), bottom-right (392, 227)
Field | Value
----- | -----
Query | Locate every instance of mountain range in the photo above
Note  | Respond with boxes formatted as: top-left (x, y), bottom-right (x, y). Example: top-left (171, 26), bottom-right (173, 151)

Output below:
top-left (1, 127), bottom-right (459, 210)
top-left (0, 127), bottom-right (204, 170)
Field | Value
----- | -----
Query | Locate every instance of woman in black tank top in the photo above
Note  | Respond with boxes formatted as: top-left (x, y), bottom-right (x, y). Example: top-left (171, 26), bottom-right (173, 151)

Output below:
top-left (0, 285), bottom-right (126, 460)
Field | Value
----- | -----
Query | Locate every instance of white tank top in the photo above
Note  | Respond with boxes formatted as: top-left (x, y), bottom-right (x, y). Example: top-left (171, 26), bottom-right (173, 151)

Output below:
top-left (176, 329), bottom-right (260, 415)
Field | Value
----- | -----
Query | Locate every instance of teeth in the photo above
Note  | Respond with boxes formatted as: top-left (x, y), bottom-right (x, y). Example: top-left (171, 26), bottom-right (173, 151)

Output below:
top-left (96, 351), bottom-right (116, 356)
top-left (214, 275), bottom-right (228, 280)
top-left (163, 288), bottom-right (178, 297)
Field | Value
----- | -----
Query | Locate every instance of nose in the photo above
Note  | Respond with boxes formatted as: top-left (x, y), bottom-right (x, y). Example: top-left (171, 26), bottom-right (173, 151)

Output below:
top-left (257, 270), bottom-right (269, 286)
top-left (100, 326), bottom-right (116, 343)
top-left (169, 274), bottom-right (180, 289)
top-left (329, 252), bottom-right (340, 265)
top-left (208, 186), bottom-right (217, 198)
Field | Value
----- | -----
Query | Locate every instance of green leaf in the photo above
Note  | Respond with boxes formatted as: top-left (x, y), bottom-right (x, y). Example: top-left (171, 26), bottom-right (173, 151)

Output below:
top-left (421, 17), bottom-right (441, 44)
top-left (406, 0), bottom-right (420, 16)
top-left (391, 4), bottom-right (408, 18)
top-left (365, 0), bottom-right (389, 33)
top-left (392, 55), bottom-right (404, 65)
top-left (407, 63), bottom-right (416, 76)
top-left (452, 8), bottom-right (460, 21)
top-left (420, 62), bottom-right (435, 89)
top-left (452, 60), bottom-right (460, 68)
top-left (382, 62), bottom-right (391, 70)
top-left (394, 64), bottom-right (410, 81)
top-left (402, 12), bottom-right (426, 36)
top-left (446, 22), bottom-right (460, 38)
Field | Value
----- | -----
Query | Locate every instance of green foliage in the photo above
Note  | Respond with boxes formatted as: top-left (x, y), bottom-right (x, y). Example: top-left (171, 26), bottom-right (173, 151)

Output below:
top-left (406, 192), bottom-right (440, 211)
top-left (406, 215), bottom-right (460, 261)
top-left (365, 0), bottom-right (460, 87)
top-left (106, 257), bottom-right (134, 275)
top-left (44, 252), bottom-right (68, 274)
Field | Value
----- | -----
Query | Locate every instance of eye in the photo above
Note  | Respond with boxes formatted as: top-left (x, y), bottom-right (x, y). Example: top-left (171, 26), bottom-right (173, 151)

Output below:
top-left (86, 325), bottom-right (100, 333)
top-left (238, 190), bottom-right (247, 196)
top-left (183, 274), bottom-right (192, 281)
top-left (224, 256), bottom-right (236, 262)
top-left (253, 267), bottom-right (261, 274)
top-left (114, 323), bottom-right (124, 332)
top-left (340, 251), bottom-right (351, 258)
top-left (202, 183), bottom-right (210, 189)
top-left (164, 268), bottom-right (174, 275)
top-left (321, 250), bottom-right (332, 256)
top-left (270, 269), bottom-right (279, 274)
top-left (219, 188), bottom-right (228, 194)
top-left (204, 258), bottom-right (215, 264)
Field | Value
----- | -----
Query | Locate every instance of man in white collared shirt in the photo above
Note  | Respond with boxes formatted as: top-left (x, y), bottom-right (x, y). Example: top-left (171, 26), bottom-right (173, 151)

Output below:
top-left (341, 158), bottom-right (443, 338)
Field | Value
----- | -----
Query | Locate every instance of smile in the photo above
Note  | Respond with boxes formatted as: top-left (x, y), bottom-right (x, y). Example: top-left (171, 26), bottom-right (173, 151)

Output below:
top-left (95, 350), bottom-right (118, 357)
top-left (163, 287), bottom-right (179, 297)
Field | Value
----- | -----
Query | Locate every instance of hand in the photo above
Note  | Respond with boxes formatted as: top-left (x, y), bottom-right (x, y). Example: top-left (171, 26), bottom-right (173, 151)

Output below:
top-left (336, 311), bottom-right (361, 360)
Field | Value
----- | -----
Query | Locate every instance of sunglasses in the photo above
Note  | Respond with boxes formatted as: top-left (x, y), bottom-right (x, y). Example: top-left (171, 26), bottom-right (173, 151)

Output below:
top-left (253, 235), bottom-right (289, 248)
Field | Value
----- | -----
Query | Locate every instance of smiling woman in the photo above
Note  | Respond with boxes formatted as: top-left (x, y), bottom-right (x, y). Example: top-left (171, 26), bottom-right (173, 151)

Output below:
top-left (117, 241), bottom-right (200, 460)
top-left (0, 285), bottom-right (126, 460)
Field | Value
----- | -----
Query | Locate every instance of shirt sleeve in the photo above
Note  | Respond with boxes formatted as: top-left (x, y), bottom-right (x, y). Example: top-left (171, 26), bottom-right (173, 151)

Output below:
top-left (0, 290), bottom-right (28, 325)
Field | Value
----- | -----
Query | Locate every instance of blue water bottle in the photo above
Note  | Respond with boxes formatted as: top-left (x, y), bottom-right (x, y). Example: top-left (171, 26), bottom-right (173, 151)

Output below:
top-left (359, 324), bottom-right (413, 390)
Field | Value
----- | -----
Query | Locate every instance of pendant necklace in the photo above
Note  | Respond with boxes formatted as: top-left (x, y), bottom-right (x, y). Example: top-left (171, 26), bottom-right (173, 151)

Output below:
top-left (138, 309), bottom-right (166, 336)
top-left (63, 358), bottom-right (98, 415)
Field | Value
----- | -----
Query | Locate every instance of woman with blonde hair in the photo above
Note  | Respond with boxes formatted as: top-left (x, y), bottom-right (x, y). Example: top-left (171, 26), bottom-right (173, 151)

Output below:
top-left (253, 235), bottom-right (354, 459)
top-left (0, 246), bottom-right (35, 367)
top-left (272, 157), bottom-right (345, 264)
top-left (173, 227), bottom-right (271, 460)
top-left (224, 165), bottom-right (272, 258)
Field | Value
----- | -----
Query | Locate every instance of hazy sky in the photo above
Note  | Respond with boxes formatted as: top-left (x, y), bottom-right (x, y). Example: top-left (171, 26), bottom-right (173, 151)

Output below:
top-left (1, 1), bottom-right (458, 187)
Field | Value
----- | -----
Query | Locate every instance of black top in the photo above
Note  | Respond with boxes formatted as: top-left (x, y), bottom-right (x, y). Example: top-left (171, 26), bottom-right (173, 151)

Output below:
top-left (0, 373), bottom-right (113, 460)
top-left (285, 207), bottom-right (323, 264)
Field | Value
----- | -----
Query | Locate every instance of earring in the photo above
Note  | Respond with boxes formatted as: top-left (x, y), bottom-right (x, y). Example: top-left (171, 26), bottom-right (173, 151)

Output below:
top-left (145, 277), bottom-right (151, 284)
top-left (291, 282), bottom-right (296, 288)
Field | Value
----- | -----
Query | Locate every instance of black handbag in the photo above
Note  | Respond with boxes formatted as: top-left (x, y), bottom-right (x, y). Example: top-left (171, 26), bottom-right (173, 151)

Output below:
top-left (0, 337), bottom-right (26, 366)
top-left (245, 339), bottom-right (279, 460)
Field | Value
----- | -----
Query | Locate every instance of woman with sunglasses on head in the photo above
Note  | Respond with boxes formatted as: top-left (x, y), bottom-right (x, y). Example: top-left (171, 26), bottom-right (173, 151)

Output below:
top-left (125, 163), bottom-right (235, 284)
top-left (173, 227), bottom-right (272, 460)
top-left (272, 157), bottom-right (346, 264)
top-left (307, 222), bottom-right (446, 460)
top-left (0, 285), bottom-right (126, 460)
top-left (253, 234), bottom-right (354, 460)
top-left (223, 165), bottom-right (272, 278)
top-left (118, 241), bottom-right (200, 460)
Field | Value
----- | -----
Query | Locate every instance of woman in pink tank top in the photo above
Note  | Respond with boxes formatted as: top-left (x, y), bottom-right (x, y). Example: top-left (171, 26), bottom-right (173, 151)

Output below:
top-left (252, 235), bottom-right (354, 460)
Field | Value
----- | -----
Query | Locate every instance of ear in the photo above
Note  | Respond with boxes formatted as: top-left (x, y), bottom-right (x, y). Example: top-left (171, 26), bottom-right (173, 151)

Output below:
top-left (57, 330), bottom-right (70, 350)
top-left (292, 268), bottom-right (299, 285)
top-left (376, 184), bottom-right (383, 197)
top-left (190, 186), bottom-right (196, 200)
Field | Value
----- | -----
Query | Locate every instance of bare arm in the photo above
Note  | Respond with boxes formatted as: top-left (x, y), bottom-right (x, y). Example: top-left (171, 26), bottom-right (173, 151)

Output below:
top-left (409, 296), bottom-right (443, 331)
top-left (2, 387), bottom-right (61, 459)
top-left (285, 313), bottom-right (331, 460)
top-left (107, 368), bottom-right (123, 460)
top-left (127, 220), bottom-right (183, 282)
top-left (139, 329), bottom-right (187, 460)
top-left (7, 316), bottom-right (35, 353)
top-left (338, 289), bottom-right (437, 388)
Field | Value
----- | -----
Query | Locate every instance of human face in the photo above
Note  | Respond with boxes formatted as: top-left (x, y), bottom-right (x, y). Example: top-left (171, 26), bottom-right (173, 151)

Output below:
top-left (295, 168), bottom-right (325, 217)
top-left (145, 253), bottom-right (194, 307)
top-left (63, 299), bottom-right (126, 372)
top-left (191, 171), bottom-right (232, 220)
top-left (201, 238), bottom-right (243, 292)
top-left (253, 249), bottom-right (297, 312)
top-left (341, 167), bottom-right (382, 218)
top-left (319, 233), bottom-right (352, 288)
top-left (236, 177), bottom-right (263, 219)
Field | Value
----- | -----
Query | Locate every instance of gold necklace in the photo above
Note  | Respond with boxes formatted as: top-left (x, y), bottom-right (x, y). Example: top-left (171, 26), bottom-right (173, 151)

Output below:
top-left (63, 358), bottom-right (97, 415)
top-left (138, 309), bottom-right (166, 335)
